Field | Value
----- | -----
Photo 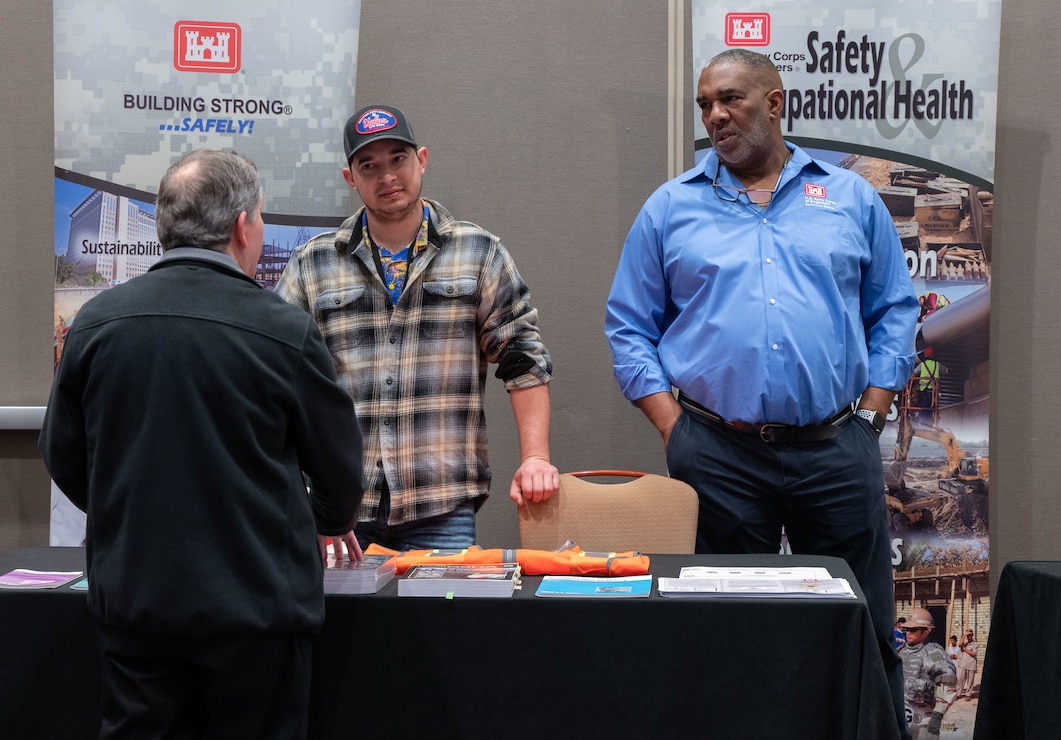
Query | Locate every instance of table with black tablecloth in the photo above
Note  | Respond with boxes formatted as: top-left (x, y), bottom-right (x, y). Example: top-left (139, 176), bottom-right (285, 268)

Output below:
top-left (973, 560), bottom-right (1061, 740)
top-left (0, 546), bottom-right (900, 739)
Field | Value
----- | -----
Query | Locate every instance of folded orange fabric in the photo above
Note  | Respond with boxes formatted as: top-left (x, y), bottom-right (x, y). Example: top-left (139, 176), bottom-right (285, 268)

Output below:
top-left (363, 543), bottom-right (650, 576)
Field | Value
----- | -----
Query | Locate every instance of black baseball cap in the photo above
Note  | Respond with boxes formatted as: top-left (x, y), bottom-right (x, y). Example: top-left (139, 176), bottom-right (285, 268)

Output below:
top-left (343, 105), bottom-right (417, 164)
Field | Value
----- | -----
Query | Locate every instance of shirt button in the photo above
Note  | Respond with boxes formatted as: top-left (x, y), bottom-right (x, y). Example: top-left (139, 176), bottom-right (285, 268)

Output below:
top-left (385, 377), bottom-right (393, 385)
top-left (769, 298), bottom-right (776, 305)
top-left (772, 343), bottom-right (779, 350)
top-left (765, 257), bottom-right (772, 264)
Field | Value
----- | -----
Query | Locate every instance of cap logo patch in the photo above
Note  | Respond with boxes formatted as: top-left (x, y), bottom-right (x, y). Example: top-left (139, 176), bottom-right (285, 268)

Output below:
top-left (356, 109), bottom-right (398, 135)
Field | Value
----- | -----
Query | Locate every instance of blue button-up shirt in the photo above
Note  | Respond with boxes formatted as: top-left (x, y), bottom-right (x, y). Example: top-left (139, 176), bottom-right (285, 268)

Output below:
top-left (605, 144), bottom-right (918, 426)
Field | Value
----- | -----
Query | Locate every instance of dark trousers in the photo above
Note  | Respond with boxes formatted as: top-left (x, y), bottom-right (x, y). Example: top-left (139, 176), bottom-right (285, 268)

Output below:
top-left (96, 623), bottom-right (312, 740)
top-left (668, 410), bottom-right (911, 740)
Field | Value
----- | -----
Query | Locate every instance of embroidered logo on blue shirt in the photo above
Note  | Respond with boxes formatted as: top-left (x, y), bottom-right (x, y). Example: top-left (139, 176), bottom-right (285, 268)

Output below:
top-left (803, 182), bottom-right (837, 210)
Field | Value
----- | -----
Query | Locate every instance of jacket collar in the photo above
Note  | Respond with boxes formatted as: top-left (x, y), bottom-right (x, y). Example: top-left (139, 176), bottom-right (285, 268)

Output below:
top-left (150, 247), bottom-right (258, 285)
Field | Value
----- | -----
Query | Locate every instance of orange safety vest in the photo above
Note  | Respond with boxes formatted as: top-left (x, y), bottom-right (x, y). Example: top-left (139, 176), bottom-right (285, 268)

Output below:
top-left (364, 543), bottom-right (651, 576)
top-left (918, 359), bottom-right (940, 391)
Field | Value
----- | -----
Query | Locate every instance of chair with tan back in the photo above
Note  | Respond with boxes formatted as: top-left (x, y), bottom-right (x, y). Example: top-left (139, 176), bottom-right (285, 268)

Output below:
top-left (517, 470), bottom-right (699, 554)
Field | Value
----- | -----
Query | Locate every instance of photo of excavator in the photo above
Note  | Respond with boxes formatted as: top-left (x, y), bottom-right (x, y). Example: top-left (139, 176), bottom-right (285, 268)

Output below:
top-left (890, 421), bottom-right (988, 497)
top-left (883, 285), bottom-right (989, 532)
top-left (885, 404), bottom-right (989, 530)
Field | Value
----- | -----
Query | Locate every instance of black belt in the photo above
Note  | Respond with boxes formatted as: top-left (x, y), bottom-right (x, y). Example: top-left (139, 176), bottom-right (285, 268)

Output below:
top-left (677, 392), bottom-right (853, 444)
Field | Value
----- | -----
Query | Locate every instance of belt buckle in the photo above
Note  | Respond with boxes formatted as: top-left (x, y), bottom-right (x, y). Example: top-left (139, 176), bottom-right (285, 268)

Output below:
top-left (758, 423), bottom-right (787, 444)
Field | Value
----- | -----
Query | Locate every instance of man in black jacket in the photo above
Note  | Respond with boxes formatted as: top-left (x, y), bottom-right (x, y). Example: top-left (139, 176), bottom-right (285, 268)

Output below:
top-left (39, 148), bottom-right (365, 739)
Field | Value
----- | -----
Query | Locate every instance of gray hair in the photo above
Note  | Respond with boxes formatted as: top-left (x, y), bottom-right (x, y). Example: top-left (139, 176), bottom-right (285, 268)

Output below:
top-left (155, 149), bottom-right (262, 251)
top-left (705, 49), bottom-right (784, 91)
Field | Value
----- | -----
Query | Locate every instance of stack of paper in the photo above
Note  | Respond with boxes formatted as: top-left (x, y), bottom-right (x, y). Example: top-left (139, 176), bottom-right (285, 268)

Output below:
top-left (323, 554), bottom-right (397, 595)
top-left (397, 563), bottom-right (521, 598)
top-left (657, 566), bottom-right (856, 599)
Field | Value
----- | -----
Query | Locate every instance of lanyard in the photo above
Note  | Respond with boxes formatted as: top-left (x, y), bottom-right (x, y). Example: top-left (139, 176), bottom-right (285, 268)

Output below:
top-left (363, 204), bottom-right (429, 304)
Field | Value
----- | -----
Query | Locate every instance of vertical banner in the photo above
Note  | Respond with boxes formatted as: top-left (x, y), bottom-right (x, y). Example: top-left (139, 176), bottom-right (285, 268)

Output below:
top-left (51, 1), bottom-right (362, 543)
top-left (692, 2), bottom-right (998, 736)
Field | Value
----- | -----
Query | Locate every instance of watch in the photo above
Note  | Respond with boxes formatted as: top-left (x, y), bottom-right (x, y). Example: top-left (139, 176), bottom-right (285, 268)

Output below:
top-left (855, 408), bottom-right (886, 435)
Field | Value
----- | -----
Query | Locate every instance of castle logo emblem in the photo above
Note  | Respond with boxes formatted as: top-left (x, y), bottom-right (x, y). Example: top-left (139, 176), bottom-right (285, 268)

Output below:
top-left (174, 21), bottom-right (242, 73)
top-left (725, 13), bottom-right (770, 47)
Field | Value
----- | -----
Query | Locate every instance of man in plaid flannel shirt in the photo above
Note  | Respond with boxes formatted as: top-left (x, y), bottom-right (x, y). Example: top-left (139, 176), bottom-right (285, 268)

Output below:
top-left (276, 104), bottom-right (558, 551)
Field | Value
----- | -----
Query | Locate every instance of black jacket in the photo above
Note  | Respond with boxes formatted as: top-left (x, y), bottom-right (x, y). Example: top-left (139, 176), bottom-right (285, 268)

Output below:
top-left (40, 249), bottom-right (364, 634)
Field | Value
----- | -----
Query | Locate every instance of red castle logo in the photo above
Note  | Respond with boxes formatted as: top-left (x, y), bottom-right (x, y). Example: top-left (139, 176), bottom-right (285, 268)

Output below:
top-left (725, 13), bottom-right (770, 47)
top-left (805, 184), bottom-right (827, 199)
top-left (174, 21), bottom-right (242, 73)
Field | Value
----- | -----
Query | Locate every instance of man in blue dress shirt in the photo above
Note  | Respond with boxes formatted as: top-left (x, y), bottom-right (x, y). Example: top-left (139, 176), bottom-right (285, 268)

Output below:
top-left (605, 49), bottom-right (918, 739)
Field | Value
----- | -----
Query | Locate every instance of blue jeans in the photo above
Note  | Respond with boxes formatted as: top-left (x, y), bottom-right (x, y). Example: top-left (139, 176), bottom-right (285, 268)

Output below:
top-left (667, 410), bottom-right (911, 740)
top-left (355, 493), bottom-right (477, 552)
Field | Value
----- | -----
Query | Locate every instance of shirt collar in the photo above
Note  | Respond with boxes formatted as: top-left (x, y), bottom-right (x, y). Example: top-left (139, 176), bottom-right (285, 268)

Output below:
top-left (338, 200), bottom-right (442, 257)
top-left (682, 143), bottom-right (822, 185)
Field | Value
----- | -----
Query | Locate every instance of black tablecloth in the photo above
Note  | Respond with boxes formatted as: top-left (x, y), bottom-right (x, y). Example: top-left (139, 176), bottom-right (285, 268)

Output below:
top-left (973, 560), bottom-right (1061, 740)
top-left (0, 547), bottom-right (900, 739)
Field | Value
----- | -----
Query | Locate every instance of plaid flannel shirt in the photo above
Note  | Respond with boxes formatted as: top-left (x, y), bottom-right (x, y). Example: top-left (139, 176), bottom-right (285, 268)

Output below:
top-left (275, 199), bottom-right (552, 525)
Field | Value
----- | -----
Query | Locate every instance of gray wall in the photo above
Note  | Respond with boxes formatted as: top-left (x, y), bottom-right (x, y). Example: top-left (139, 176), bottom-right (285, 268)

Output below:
top-left (2, 1), bottom-right (1059, 595)
top-left (353, 1), bottom-right (679, 547)
top-left (0, 1), bottom-right (55, 549)
top-left (991, 3), bottom-right (1061, 574)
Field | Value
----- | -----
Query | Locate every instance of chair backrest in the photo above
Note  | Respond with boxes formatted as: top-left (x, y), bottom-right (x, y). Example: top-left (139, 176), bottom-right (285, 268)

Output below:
top-left (517, 470), bottom-right (699, 554)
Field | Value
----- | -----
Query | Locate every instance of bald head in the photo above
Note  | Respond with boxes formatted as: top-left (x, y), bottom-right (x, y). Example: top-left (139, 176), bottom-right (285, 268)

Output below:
top-left (155, 149), bottom-right (262, 252)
